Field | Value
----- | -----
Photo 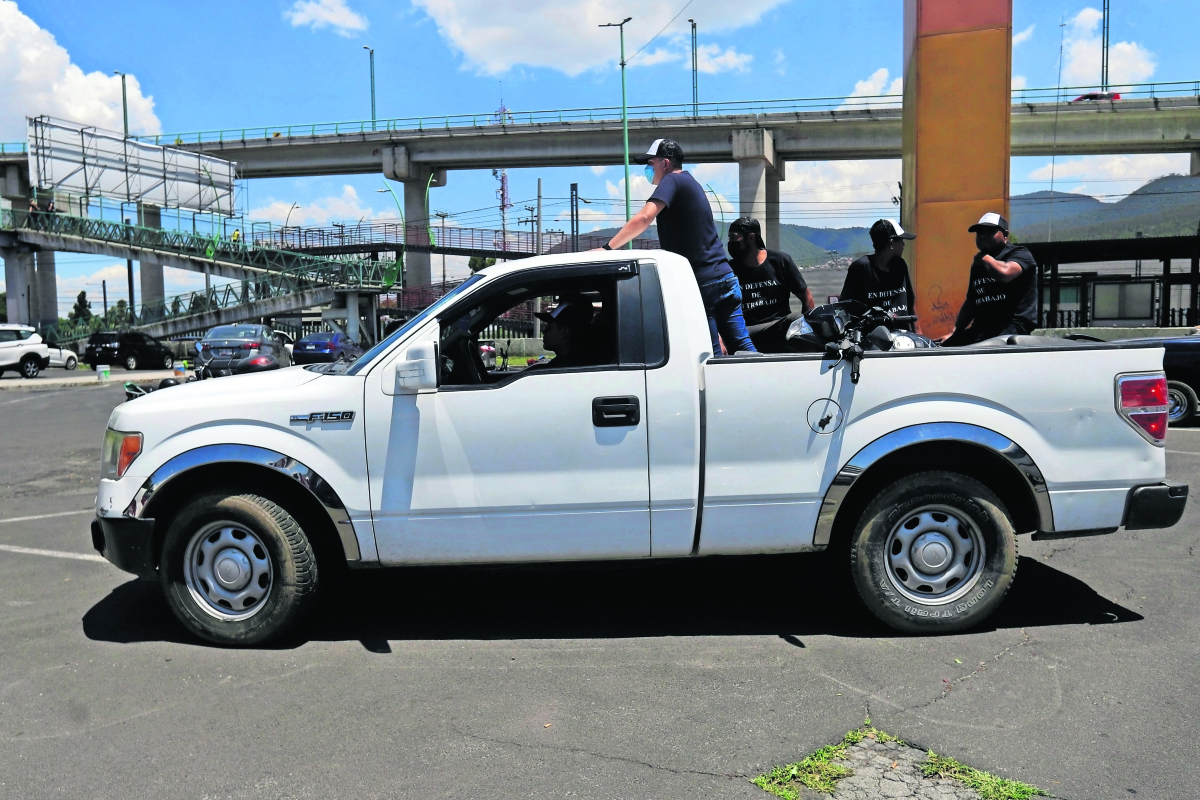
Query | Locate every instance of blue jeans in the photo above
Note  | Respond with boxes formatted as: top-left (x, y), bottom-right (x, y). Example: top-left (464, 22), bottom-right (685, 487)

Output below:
top-left (698, 273), bottom-right (756, 355)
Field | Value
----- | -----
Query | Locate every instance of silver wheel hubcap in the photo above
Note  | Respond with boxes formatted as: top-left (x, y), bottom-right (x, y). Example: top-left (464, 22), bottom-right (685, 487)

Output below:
top-left (1168, 389), bottom-right (1188, 421)
top-left (884, 504), bottom-right (985, 605)
top-left (183, 522), bottom-right (273, 621)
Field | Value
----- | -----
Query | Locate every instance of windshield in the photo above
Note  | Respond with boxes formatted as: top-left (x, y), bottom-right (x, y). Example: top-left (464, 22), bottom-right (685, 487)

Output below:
top-left (205, 325), bottom-right (260, 340)
top-left (344, 275), bottom-right (484, 376)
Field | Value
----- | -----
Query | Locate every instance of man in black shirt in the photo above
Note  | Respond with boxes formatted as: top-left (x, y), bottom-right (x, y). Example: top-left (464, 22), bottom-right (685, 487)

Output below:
top-left (941, 213), bottom-right (1039, 346)
top-left (726, 217), bottom-right (814, 352)
top-left (601, 138), bottom-right (756, 355)
top-left (526, 295), bottom-right (594, 371)
top-left (840, 219), bottom-right (919, 331)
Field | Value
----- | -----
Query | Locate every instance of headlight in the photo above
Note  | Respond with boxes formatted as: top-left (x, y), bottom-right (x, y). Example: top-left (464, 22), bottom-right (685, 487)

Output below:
top-left (101, 429), bottom-right (143, 479)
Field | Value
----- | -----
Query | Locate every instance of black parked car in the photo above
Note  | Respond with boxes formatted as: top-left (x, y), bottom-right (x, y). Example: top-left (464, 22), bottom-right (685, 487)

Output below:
top-left (196, 324), bottom-right (292, 378)
top-left (1099, 334), bottom-right (1200, 425)
top-left (84, 331), bottom-right (175, 371)
top-left (292, 331), bottom-right (363, 365)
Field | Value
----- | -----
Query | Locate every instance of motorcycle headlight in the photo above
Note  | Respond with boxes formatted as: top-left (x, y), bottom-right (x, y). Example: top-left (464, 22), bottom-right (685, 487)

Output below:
top-left (101, 429), bottom-right (143, 479)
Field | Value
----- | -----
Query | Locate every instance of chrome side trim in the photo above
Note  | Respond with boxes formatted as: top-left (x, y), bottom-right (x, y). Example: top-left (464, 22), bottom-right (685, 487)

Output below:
top-left (813, 423), bottom-right (1053, 547)
top-left (124, 444), bottom-right (361, 562)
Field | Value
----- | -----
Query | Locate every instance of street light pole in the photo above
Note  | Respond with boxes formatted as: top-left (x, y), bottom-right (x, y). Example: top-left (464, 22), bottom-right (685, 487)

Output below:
top-left (112, 72), bottom-right (129, 138)
top-left (284, 202), bottom-right (300, 229)
top-left (434, 210), bottom-right (449, 291)
top-left (600, 17), bottom-right (633, 229)
top-left (376, 184), bottom-right (406, 288)
top-left (363, 46), bottom-right (376, 130)
top-left (689, 19), bottom-right (698, 118)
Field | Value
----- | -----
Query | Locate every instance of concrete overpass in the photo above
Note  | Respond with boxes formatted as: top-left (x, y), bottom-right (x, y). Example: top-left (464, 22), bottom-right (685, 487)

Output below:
top-left (163, 95), bottom-right (1200, 283)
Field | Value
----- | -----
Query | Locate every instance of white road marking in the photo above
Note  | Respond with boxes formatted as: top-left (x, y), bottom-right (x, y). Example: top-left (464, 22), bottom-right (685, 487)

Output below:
top-left (0, 510), bottom-right (93, 525)
top-left (0, 544), bottom-right (108, 564)
top-left (1166, 450), bottom-right (1200, 455)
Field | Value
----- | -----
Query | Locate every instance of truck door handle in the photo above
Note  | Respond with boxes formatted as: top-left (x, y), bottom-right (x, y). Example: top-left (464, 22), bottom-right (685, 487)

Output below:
top-left (592, 396), bottom-right (640, 427)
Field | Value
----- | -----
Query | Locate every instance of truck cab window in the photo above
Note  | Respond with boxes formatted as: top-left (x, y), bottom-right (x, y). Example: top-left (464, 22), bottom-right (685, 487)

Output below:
top-left (438, 274), bottom-right (624, 388)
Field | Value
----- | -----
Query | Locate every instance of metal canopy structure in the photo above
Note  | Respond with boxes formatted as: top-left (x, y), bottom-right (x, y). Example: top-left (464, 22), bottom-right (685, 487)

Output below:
top-left (27, 116), bottom-right (237, 215)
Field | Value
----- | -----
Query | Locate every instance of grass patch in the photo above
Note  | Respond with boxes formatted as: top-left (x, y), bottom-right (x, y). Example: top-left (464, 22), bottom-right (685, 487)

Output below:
top-left (752, 719), bottom-right (1050, 800)
top-left (750, 720), bottom-right (900, 799)
top-left (921, 752), bottom-right (1051, 800)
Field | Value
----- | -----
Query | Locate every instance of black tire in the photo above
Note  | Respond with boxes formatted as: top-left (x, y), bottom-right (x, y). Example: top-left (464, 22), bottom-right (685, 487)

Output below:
top-left (160, 491), bottom-right (317, 646)
top-left (19, 355), bottom-right (40, 379)
top-left (850, 471), bottom-right (1017, 634)
top-left (65, 355), bottom-right (77, 370)
top-left (124, 353), bottom-right (139, 371)
top-left (161, 353), bottom-right (174, 370)
top-left (1167, 381), bottom-right (1197, 426)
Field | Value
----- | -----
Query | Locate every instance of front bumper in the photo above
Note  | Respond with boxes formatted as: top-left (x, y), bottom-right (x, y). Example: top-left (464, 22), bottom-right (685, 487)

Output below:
top-left (92, 515), bottom-right (157, 577)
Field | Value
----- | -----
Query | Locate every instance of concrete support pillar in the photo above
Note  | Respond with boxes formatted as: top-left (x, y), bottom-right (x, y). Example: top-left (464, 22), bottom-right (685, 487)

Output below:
top-left (137, 204), bottom-right (165, 309)
top-left (732, 129), bottom-right (783, 249)
top-left (346, 292), bottom-right (360, 344)
top-left (3, 165), bottom-right (30, 205)
top-left (35, 250), bottom-right (57, 326)
top-left (2, 248), bottom-right (34, 325)
top-left (1191, 151), bottom-right (1200, 177)
top-left (382, 144), bottom-right (447, 288)
top-left (902, 0), bottom-right (1012, 339)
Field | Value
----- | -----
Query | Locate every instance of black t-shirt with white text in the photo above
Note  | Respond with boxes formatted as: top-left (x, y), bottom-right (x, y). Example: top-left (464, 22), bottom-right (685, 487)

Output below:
top-left (730, 250), bottom-right (808, 326)
top-left (840, 254), bottom-right (916, 327)
top-left (961, 244), bottom-right (1038, 339)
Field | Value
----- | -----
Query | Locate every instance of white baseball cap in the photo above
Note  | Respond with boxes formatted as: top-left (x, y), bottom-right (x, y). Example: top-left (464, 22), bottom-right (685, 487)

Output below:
top-left (968, 212), bottom-right (1009, 233)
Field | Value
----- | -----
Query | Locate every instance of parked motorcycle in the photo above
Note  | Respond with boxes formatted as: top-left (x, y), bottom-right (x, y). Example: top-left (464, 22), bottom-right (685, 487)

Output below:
top-left (785, 300), bottom-right (934, 384)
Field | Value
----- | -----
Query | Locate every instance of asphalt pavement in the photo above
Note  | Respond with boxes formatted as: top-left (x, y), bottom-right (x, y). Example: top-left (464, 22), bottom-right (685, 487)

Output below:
top-left (1, 385), bottom-right (1197, 799)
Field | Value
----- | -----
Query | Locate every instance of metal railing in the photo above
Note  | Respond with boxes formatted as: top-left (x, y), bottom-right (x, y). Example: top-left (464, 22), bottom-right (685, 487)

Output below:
top-left (0, 142), bottom-right (26, 155)
top-left (259, 220), bottom-right (659, 256)
top-left (2, 208), bottom-right (395, 288)
top-left (134, 79), bottom-right (1200, 146)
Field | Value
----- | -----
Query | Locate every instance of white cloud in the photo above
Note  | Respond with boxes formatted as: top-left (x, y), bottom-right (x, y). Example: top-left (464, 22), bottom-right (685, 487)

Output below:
top-left (1012, 75), bottom-right (1027, 91)
top-left (1025, 153), bottom-right (1189, 201)
top-left (53, 262), bottom-right (226, 317)
top-left (590, 165), bottom-right (608, 176)
top-left (840, 68), bottom-right (903, 110)
top-left (696, 43), bottom-right (752, 74)
top-left (778, 160), bottom-right (903, 228)
top-left (630, 48), bottom-right (681, 68)
top-left (1062, 7), bottom-right (1155, 86)
top-left (1012, 24), bottom-right (1035, 47)
top-left (250, 186), bottom-right (387, 225)
top-left (284, 0), bottom-right (368, 37)
top-left (0, 0), bottom-right (160, 140)
top-left (409, 0), bottom-right (786, 76)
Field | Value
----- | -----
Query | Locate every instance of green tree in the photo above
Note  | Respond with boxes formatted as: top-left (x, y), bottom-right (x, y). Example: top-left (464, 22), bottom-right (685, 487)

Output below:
top-left (69, 290), bottom-right (92, 322)
top-left (468, 256), bottom-right (497, 273)
top-left (0, 291), bottom-right (6, 323)
top-left (113, 299), bottom-right (128, 324)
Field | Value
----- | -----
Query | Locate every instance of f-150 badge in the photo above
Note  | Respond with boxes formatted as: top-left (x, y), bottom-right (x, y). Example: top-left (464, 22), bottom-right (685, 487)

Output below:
top-left (290, 411), bottom-right (355, 423)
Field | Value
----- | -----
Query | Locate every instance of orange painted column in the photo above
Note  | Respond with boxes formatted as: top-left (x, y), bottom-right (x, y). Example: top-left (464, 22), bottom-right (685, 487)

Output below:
top-left (902, 0), bottom-right (1012, 338)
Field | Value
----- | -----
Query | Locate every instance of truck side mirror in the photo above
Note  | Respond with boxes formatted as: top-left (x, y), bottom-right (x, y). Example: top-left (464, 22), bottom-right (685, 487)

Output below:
top-left (393, 341), bottom-right (438, 394)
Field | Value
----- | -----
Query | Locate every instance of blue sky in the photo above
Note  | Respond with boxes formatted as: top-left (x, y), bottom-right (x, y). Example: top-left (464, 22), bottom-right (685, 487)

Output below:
top-left (2, 0), bottom-right (1198, 310)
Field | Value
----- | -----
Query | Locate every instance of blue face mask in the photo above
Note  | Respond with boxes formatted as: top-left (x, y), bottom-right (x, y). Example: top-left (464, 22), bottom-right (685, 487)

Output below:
top-left (644, 164), bottom-right (656, 183)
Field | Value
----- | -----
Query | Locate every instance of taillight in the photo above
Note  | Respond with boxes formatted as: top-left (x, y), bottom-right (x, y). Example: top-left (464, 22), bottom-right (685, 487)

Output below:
top-left (248, 356), bottom-right (271, 366)
top-left (200, 343), bottom-right (211, 350)
top-left (239, 342), bottom-right (257, 349)
top-left (1117, 374), bottom-right (1168, 445)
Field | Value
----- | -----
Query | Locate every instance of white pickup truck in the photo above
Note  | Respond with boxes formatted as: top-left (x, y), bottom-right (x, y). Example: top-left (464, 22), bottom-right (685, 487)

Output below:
top-left (92, 251), bottom-right (1188, 645)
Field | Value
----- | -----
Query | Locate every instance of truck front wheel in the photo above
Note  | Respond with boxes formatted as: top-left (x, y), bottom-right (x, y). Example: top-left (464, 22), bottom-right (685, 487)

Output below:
top-left (161, 492), bottom-right (317, 646)
top-left (850, 471), bottom-right (1017, 634)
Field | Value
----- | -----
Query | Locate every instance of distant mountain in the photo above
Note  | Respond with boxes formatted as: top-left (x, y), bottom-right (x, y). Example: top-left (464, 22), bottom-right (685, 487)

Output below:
top-left (1011, 175), bottom-right (1200, 242)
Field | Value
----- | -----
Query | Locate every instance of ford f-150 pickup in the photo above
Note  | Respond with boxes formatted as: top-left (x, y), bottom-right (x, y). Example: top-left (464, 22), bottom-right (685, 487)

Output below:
top-left (91, 251), bottom-right (1189, 645)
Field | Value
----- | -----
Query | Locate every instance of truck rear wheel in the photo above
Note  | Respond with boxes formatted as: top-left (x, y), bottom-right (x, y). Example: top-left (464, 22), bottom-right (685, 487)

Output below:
top-left (1167, 381), bottom-right (1197, 425)
top-left (850, 471), bottom-right (1017, 634)
top-left (161, 491), bottom-right (317, 646)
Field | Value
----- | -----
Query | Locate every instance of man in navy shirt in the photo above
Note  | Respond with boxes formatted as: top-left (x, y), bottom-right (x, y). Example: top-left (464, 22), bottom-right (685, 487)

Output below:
top-left (601, 139), bottom-right (756, 355)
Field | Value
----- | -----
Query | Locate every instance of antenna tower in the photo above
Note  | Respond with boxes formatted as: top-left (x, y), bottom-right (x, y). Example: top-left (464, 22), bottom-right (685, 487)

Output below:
top-left (491, 101), bottom-right (515, 252)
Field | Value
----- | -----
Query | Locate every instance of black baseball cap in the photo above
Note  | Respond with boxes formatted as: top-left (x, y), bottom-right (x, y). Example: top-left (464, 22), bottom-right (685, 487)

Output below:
top-left (633, 138), bottom-right (684, 164)
top-left (968, 212), bottom-right (1009, 234)
top-left (534, 295), bottom-right (594, 332)
top-left (869, 218), bottom-right (916, 249)
top-left (728, 217), bottom-right (765, 248)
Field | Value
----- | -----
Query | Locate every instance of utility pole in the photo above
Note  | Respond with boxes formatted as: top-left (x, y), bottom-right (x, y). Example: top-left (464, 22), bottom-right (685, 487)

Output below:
top-left (113, 72), bottom-right (129, 137)
top-left (434, 210), bottom-right (449, 291)
top-left (570, 183), bottom-right (580, 252)
top-left (363, 46), bottom-right (376, 130)
top-left (536, 178), bottom-right (543, 256)
top-left (1101, 0), bottom-right (1110, 92)
top-left (102, 280), bottom-right (108, 320)
top-left (600, 18), bottom-right (633, 225)
top-left (124, 217), bottom-right (135, 318)
top-left (689, 19), bottom-right (699, 118)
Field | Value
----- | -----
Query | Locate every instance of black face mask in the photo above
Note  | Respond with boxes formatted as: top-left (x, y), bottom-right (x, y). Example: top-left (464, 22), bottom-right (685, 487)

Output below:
top-left (979, 235), bottom-right (1006, 256)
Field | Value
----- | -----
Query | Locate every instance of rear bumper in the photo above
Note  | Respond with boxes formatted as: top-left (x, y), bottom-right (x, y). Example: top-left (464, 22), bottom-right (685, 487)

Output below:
top-left (1124, 482), bottom-right (1189, 530)
top-left (92, 515), bottom-right (157, 577)
top-left (292, 352), bottom-right (336, 363)
top-left (1034, 481), bottom-right (1188, 540)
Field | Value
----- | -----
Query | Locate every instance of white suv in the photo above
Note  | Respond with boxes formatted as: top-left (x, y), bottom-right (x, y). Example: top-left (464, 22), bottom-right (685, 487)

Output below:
top-left (0, 324), bottom-right (50, 379)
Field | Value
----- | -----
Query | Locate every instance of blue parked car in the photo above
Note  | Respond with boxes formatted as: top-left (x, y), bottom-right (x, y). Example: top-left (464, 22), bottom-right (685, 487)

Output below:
top-left (292, 331), bottom-right (363, 365)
